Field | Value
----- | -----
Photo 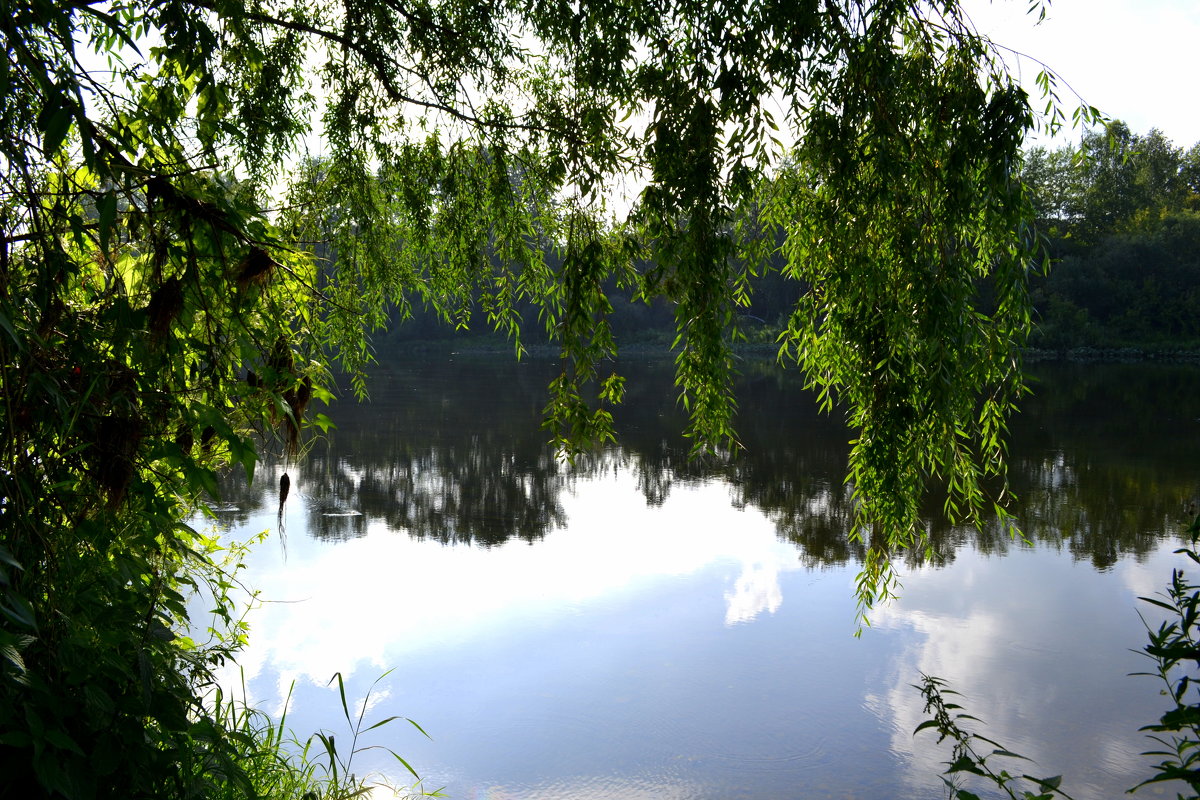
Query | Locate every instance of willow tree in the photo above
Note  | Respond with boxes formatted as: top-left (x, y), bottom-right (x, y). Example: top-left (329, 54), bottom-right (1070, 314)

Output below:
top-left (1, 0), bottom-right (1086, 794)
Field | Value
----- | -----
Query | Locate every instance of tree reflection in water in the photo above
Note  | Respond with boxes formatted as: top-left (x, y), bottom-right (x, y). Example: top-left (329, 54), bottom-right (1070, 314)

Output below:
top-left (214, 354), bottom-right (1200, 567)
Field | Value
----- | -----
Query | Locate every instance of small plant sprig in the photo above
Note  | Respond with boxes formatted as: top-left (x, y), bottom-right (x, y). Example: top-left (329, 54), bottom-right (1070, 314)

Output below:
top-left (1129, 517), bottom-right (1200, 797)
top-left (914, 674), bottom-right (1075, 800)
top-left (311, 669), bottom-right (445, 798)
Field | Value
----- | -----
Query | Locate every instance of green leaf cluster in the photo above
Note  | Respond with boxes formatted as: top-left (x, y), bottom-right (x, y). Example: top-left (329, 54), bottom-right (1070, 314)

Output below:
top-left (764, 16), bottom-right (1036, 614)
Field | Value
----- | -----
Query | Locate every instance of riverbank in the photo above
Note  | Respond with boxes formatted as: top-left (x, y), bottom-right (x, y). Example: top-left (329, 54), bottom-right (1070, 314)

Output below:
top-left (374, 329), bottom-right (1200, 365)
top-left (1025, 345), bottom-right (1200, 363)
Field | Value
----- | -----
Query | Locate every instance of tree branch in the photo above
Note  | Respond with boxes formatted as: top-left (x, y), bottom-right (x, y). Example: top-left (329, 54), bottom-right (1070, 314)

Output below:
top-left (177, 0), bottom-right (576, 142)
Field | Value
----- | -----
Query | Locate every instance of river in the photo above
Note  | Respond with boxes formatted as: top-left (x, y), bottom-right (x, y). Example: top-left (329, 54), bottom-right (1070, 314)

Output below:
top-left (201, 354), bottom-right (1200, 800)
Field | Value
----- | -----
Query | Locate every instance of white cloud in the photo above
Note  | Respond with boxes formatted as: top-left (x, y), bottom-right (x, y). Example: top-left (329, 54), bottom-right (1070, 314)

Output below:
top-left (724, 560), bottom-right (784, 625)
top-left (866, 542), bottom-right (1185, 798)
top-left (223, 470), bottom-right (804, 708)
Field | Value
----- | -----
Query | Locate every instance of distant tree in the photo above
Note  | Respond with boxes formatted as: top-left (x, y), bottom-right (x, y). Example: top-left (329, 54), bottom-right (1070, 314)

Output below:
top-left (1074, 123), bottom-right (1192, 241)
top-left (1183, 143), bottom-right (1200, 197)
top-left (1022, 144), bottom-right (1082, 233)
top-left (1024, 123), bottom-right (1200, 349)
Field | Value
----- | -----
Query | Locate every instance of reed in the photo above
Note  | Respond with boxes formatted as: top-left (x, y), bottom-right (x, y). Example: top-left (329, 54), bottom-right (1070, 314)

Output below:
top-left (195, 671), bottom-right (443, 800)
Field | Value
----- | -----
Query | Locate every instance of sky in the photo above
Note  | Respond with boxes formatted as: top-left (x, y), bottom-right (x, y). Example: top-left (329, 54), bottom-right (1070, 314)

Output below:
top-left (962, 0), bottom-right (1200, 148)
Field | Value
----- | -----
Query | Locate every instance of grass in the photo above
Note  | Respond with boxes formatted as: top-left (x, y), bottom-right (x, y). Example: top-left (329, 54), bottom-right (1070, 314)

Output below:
top-left (195, 672), bottom-right (444, 800)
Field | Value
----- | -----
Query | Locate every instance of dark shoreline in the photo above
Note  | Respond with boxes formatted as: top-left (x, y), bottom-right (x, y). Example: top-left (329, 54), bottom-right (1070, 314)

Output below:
top-left (374, 333), bottom-right (1200, 365)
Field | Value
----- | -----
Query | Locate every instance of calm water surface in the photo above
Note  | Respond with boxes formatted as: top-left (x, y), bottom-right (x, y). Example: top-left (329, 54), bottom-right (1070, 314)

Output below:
top-left (204, 357), bottom-right (1200, 800)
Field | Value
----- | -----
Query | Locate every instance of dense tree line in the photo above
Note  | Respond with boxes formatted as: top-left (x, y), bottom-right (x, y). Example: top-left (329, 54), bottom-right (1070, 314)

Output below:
top-left (1023, 123), bottom-right (1200, 350)
top-left (395, 121), bottom-right (1200, 353)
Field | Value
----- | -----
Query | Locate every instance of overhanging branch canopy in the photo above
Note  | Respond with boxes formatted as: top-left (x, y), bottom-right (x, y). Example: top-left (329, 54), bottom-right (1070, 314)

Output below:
top-left (1, 0), bottom-right (1092, 616)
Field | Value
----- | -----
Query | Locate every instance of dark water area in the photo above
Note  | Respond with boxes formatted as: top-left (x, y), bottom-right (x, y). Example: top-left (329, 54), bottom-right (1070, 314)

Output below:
top-left (202, 355), bottom-right (1200, 800)
top-left (218, 356), bottom-right (1198, 568)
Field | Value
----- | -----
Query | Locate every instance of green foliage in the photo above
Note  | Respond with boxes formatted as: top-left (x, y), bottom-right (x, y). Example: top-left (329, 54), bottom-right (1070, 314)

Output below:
top-left (764, 16), bottom-right (1035, 614)
top-left (1022, 123), bottom-right (1200, 351)
top-left (199, 672), bottom-right (441, 800)
top-left (915, 675), bottom-right (1075, 800)
top-left (1, 0), bottom-right (340, 793)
